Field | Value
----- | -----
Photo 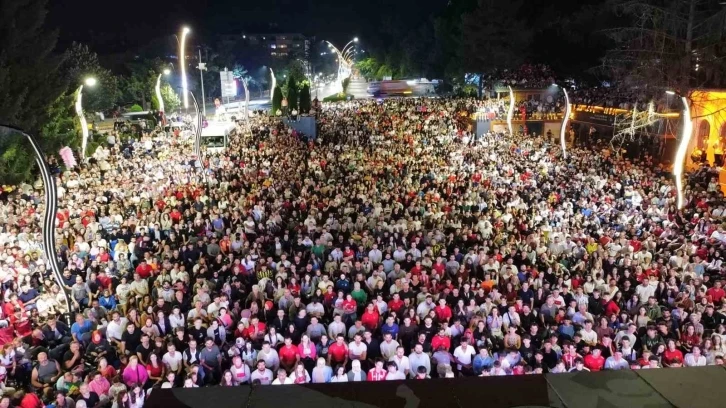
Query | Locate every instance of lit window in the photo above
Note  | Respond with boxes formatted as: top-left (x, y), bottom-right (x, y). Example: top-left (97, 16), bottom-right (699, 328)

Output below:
top-left (271, 52), bottom-right (277, 56)
top-left (279, 44), bottom-right (286, 49)
top-left (271, 44), bottom-right (276, 49)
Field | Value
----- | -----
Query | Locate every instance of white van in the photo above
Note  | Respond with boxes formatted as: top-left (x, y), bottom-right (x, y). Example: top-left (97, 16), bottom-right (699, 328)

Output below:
top-left (200, 121), bottom-right (236, 153)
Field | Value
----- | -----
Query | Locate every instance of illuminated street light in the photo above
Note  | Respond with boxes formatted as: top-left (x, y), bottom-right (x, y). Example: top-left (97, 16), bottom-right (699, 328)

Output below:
top-left (76, 77), bottom-right (97, 159)
top-left (180, 26), bottom-right (191, 109)
top-left (669, 91), bottom-right (692, 209)
top-left (507, 86), bottom-right (515, 135)
top-left (0, 125), bottom-right (71, 322)
top-left (553, 83), bottom-right (571, 159)
top-left (270, 68), bottom-right (276, 102)
top-left (155, 68), bottom-right (172, 114)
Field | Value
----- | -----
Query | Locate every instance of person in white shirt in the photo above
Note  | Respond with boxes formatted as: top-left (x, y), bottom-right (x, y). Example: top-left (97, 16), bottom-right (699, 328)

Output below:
top-left (379, 333), bottom-right (399, 360)
top-left (368, 245), bottom-right (383, 264)
top-left (407, 344), bottom-right (431, 379)
top-left (162, 344), bottom-right (183, 380)
top-left (169, 306), bottom-right (185, 329)
top-left (389, 346), bottom-right (410, 377)
top-left (330, 365), bottom-right (348, 382)
top-left (105, 312), bottom-right (127, 346)
top-left (250, 361), bottom-right (273, 385)
top-left (453, 339), bottom-right (476, 376)
top-left (272, 368), bottom-right (293, 385)
top-left (579, 321), bottom-right (598, 346)
top-left (636, 276), bottom-right (657, 300)
top-left (229, 356), bottom-right (250, 385)
top-left (684, 346), bottom-right (708, 367)
top-left (257, 342), bottom-right (280, 372)
top-left (385, 361), bottom-right (406, 380)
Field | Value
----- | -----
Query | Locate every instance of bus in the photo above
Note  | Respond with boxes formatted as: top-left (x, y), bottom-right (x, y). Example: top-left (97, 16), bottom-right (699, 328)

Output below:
top-left (200, 121), bottom-right (236, 153)
top-left (367, 79), bottom-right (436, 97)
top-left (367, 80), bottom-right (411, 97)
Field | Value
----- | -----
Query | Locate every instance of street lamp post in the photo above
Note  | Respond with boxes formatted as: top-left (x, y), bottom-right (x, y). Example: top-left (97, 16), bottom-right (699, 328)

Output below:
top-left (179, 26), bottom-right (191, 109)
top-left (270, 68), bottom-right (277, 103)
top-left (197, 48), bottom-right (207, 117)
top-left (155, 68), bottom-right (171, 114)
top-left (668, 91), bottom-right (692, 209)
top-left (553, 83), bottom-right (571, 159)
top-left (240, 77), bottom-right (250, 123)
top-left (76, 77), bottom-right (97, 159)
top-left (507, 86), bottom-right (515, 136)
top-left (0, 125), bottom-right (71, 322)
top-left (190, 90), bottom-right (202, 158)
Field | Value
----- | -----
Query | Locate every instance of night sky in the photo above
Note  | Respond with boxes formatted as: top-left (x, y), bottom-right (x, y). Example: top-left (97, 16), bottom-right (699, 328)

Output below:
top-left (47, 0), bottom-right (445, 53)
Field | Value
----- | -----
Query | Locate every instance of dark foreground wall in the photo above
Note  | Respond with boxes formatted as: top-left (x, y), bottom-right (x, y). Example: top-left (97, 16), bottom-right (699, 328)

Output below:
top-left (146, 366), bottom-right (726, 408)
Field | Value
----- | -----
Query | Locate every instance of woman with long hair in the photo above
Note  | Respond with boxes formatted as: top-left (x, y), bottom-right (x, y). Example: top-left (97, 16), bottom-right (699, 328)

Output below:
top-left (290, 362), bottom-right (311, 384)
top-left (220, 370), bottom-right (235, 386)
top-left (298, 334), bottom-right (317, 374)
top-left (145, 353), bottom-right (165, 389)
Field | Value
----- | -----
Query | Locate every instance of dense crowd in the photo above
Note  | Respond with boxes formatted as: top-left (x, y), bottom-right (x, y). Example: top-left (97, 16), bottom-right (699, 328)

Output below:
top-left (1, 95), bottom-right (726, 408)
top-left (486, 64), bottom-right (556, 90)
top-left (471, 97), bottom-right (563, 122)
top-left (569, 87), bottom-right (649, 112)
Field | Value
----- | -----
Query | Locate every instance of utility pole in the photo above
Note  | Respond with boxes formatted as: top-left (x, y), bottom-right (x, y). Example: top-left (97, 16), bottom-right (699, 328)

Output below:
top-left (197, 48), bottom-right (207, 117)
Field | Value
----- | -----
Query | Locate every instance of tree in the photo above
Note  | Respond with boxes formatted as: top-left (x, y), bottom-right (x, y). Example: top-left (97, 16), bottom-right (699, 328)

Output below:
top-left (232, 63), bottom-right (260, 99)
top-left (0, 0), bottom-right (68, 184)
top-left (342, 77), bottom-right (351, 94)
top-left (356, 57), bottom-right (381, 79)
top-left (63, 43), bottom-right (120, 113)
top-left (299, 83), bottom-right (311, 113)
top-left (288, 60), bottom-right (307, 84)
top-left (272, 86), bottom-right (283, 114)
top-left (462, 0), bottom-right (533, 84)
top-left (118, 57), bottom-right (168, 110)
top-left (286, 75), bottom-right (299, 111)
top-left (599, 0), bottom-right (726, 96)
top-left (153, 84), bottom-right (181, 113)
top-left (0, 0), bottom-right (67, 133)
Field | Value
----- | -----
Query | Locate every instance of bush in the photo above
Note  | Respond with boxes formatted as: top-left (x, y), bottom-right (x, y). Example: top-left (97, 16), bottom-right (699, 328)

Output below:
top-left (322, 93), bottom-right (354, 103)
top-left (342, 77), bottom-right (351, 94)
top-left (129, 104), bottom-right (143, 112)
top-left (271, 86), bottom-right (283, 114)
top-left (286, 76), bottom-right (298, 112)
top-left (299, 84), bottom-right (311, 113)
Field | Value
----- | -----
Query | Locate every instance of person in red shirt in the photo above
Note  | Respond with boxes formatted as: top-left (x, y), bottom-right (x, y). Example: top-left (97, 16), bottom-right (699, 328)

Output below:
top-left (387, 294), bottom-right (404, 316)
top-left (278, 337), bottom-right (301, 372)
top-left (409, 262), bottom-right (423, 277)
top-left (367, 359), bottom-right (387, 381)
top-left (706, 281), bottom-right (726, 304)
top-left (360, 304), bottom-right (380, 332)
top-left (431, 328), bottom-right (451, 352)
top-left (17, 390), bottom-right (43, 408)
top-left (327, 334), bottom-right (348, 368)
top-left (662, 339), bottom-right (684, 367)
top-left (96, 271), bottom-right (112, 290)
top-left (583, 348), bottom-right (605, 371)
top-left (135, 260), bottom-right (153, 279)
top-left (602, 293), bottom-right (621, 317)
top-left (243, 317), bottom-right (266, 342)
top-left (433, 299), bottom-right (452, 323)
